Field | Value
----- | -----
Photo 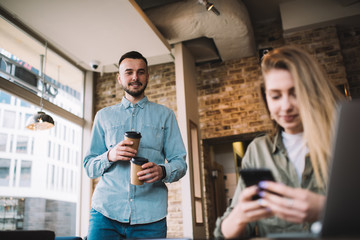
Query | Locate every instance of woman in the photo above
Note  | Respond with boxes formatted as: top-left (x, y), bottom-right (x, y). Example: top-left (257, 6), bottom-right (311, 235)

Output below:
top-left (214, 45), bottom-right (345, 238)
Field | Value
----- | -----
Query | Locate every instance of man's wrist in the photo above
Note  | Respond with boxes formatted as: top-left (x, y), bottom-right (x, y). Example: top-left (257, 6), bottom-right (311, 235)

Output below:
top-left (160, 165), bottom-right (166, 180)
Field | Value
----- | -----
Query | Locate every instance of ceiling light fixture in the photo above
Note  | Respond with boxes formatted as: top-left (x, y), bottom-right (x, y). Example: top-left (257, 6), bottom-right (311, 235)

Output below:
top-left (200, 0), bottom-right (220, 16)
top-left (26, 43), bottom-right (55, 130)
top-left (206, 2), bottom-right (213, 10)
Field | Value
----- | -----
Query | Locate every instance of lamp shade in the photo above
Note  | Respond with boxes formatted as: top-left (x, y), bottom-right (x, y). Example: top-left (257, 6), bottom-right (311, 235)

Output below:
top-left (26, 111), bottom-right (55, 130)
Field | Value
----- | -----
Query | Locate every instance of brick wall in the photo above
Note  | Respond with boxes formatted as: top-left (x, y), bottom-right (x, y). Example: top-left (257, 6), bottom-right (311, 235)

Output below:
top-left (284, 26), bottom-right (348, 87)
top-left (197, 57), bottom-right (273, 140)
top-left (94, 20), bottom-right (359, 238)
top-left (94, 72), bottom-right (121, 112)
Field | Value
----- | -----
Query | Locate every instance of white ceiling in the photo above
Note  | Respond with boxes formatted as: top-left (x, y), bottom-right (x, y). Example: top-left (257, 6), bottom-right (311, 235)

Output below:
top-left (1, 0), bottom-right (290, 73)
top-left (0, 0), bottom-right (173, 72)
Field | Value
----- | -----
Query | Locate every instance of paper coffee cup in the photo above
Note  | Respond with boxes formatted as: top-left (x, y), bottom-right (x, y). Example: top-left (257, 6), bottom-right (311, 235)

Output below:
top-left (124, 131), bottom-right (142, 151)
top-left (130, 157), bottom-right (149, 185)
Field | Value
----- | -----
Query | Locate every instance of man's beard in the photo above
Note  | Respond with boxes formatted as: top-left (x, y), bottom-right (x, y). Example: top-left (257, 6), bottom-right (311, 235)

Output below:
top-left (123, 81), bottom-right (147, 98)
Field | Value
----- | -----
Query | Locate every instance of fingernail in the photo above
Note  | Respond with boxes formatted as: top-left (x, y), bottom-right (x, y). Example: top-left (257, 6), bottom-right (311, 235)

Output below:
top-left (266, 207), bottom-right (272, 212)
top-left (258, 191), bottom-right (266, 198)
top-left (257, 199), bottom-right (265, 206)
top-left (258, 181), bottom-right (267, 189)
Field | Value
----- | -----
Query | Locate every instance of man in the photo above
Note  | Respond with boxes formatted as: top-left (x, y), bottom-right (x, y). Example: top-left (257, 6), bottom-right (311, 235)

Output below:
top-left (84, 51), bottom-right (187, 239)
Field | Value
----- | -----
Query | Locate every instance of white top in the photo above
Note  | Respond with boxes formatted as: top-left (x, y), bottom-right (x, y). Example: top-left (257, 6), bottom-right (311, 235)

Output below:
top-left (282, 131), bottom-right (309, 183)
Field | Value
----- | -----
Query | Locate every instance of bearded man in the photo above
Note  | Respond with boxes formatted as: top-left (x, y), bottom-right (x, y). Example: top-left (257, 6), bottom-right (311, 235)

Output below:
top-left (84, 51), bottom-right (187, 239)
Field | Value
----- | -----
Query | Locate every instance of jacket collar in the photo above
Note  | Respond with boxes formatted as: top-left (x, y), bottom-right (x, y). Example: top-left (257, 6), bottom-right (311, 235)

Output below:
top-left (272, 130), bottom-right (284, 154)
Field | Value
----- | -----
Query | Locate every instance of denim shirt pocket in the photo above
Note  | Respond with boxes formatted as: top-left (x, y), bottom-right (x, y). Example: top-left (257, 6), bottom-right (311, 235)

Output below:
top-left (104, 125), bottom-right (126, 150)
top-left (140, 123), bottom-right (164, 153)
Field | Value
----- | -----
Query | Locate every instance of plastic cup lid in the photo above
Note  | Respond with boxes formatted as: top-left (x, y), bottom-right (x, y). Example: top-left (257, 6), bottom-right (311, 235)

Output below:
top-left (131, 157), bottom-right (148, 165)
top-left (125, 131), bottom-right (142, 139)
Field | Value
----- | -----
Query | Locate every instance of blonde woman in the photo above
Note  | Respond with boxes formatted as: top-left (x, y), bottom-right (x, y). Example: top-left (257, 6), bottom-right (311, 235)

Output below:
top-left (214, 45), bottom-right (345, 239)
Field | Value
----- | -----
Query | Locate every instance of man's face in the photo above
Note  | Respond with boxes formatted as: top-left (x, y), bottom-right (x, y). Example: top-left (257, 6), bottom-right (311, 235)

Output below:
top-left (117, 58), bottom-right (148, 99)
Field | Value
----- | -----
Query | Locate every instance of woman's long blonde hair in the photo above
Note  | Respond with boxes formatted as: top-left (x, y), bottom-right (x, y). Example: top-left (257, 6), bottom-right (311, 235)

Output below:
top-left (261, 45), bottom-right (344, 187)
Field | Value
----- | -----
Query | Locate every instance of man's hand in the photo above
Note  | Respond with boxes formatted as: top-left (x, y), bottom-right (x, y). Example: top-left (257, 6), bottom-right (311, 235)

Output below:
top-left (138, 162), bottom-right (164, 183)
top-left (107, 139), bottom-right (137, 162)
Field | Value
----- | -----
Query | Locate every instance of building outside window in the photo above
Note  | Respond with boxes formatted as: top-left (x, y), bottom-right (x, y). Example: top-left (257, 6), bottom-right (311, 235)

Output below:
top-left (0, 15), bottom-right (85, 236)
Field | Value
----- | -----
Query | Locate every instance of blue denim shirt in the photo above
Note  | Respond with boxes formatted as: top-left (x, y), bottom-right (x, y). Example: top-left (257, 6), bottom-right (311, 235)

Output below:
top-left (84, 96), bottom-right (187, 224)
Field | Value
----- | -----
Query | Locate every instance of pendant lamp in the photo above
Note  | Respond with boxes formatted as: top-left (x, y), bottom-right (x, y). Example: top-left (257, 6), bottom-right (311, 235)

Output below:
top-left (26, 43), bottom-right (55, 130)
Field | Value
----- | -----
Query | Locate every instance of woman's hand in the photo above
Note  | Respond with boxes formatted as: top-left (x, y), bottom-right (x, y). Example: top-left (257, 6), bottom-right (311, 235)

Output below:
top-left (257, 181), bottom-right (325, 223)
top-left (221, 185), bottom-right (273, 239)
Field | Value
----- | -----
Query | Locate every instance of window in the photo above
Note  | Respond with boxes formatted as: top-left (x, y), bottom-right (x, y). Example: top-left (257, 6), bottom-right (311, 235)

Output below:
top-left (0, 91), bottom-right (11, 104)
top-left (0, 133), bottom-right (7, 151)
top-left (0, 16), bottom-right (84, 118)
top-left (12, 159), bottom-right (17, 186)
top-left (0, 14), bottom-right (86, 235)
top-left (0, 158), bottom-right (11, 186)
top-left (16, 136), bottom-right (28, 153)
top-left (0, 89), bottom-right (83, 234)
top-left (19, 160), bottom-right (31, 187)
top-left (2, 110), bottom-right (15, 128)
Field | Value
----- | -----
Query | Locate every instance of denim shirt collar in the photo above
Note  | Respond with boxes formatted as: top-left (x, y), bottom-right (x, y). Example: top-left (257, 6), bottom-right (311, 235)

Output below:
top-left (121, 96), bottom-right (148, 109)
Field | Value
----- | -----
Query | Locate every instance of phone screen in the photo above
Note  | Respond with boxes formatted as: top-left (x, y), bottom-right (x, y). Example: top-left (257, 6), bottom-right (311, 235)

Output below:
top-left (239, 168), bottom-right (275, 187)
top-left (239, 168), bottom-right (276, 200)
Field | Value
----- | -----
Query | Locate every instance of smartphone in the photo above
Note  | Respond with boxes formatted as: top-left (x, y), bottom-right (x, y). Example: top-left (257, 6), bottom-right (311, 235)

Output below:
top-left (239, 168), bottom-right (276, 200)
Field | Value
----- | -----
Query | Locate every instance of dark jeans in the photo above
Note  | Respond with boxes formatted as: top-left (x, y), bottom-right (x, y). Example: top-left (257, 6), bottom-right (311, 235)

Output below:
top-left (87, 208), bottom-right (167, 240)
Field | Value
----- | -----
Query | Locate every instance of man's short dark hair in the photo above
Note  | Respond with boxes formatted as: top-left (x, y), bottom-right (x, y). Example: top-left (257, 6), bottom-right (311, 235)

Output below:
top-left (118, 51), bottom-right (148, 66)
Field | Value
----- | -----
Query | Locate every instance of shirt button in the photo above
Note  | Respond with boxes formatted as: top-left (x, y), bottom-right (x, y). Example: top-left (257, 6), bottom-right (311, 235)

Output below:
top-left (130, 199), bottom-right (133, 202)
top-left (132, 113), bottom-right (135, 116)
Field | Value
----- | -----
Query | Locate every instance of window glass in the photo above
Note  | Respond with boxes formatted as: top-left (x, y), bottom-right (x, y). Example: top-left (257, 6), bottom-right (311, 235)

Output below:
top-left (16, 135), bottom-right (28, 153)
top-left (9, 134), bottom-right (13, 152)
top-left (0, 133), bottom-right (7, 151)
top-left (20, 160), bottom-right (32, 187)
top-left (12, 159), bottom-right (17, 186)
top-left (20, 99), bottom-right (31, 108)
top-left (0, 17), bottom-right (84, 118)
top-left (0, 158), bottom-right (11, 186)
top-left (0, 91), bottom-right (11, 104)
top-left (0, 89), bottom-right (82, 235)
top-left (24, 113), bottom-right (32, 126)
top-left (1, 14), bottom-right (84, 235)
top-left (3, 110), bottom-right (16, 128)
top-left (61, 168), bottom-right (64, 190)
top-left (16, 112), bottom-right (22, 129)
